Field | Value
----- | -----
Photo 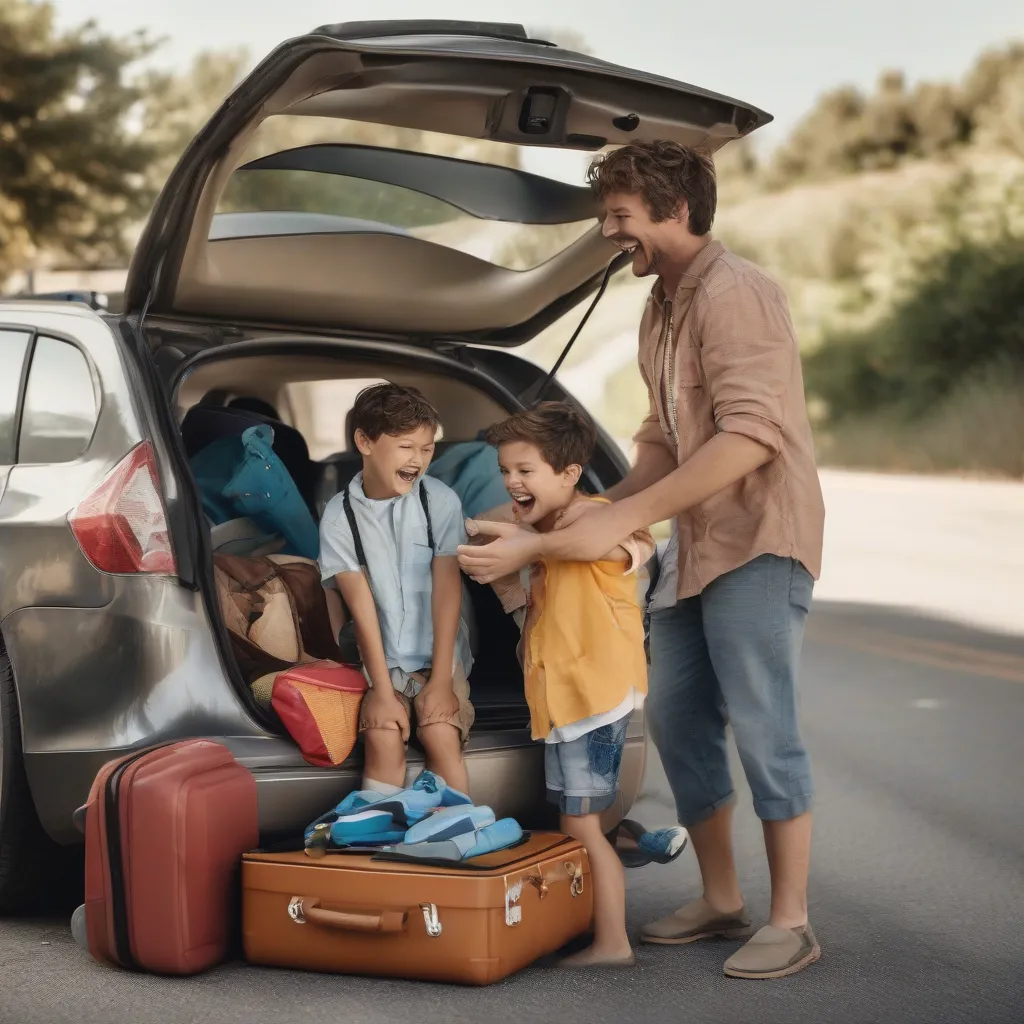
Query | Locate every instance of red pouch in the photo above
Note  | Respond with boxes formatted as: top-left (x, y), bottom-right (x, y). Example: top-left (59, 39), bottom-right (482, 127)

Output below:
top-left (271, 661), bottom-right (368, 767)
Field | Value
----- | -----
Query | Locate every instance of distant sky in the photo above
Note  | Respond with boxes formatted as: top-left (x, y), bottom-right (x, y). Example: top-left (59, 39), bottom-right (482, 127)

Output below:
top-left (52, 0), bottom-right (1024, 181)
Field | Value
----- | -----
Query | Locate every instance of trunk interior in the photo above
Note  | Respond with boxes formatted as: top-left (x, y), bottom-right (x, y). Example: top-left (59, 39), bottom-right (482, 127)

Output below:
top-left (156, 327), bottom-right (586, 744)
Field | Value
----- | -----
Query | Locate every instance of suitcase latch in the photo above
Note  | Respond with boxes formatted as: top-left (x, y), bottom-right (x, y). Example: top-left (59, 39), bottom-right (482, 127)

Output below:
top-left (420, 903), bottom-right (443, 938)
top-left (566, 860), bottom-right (584, 898)
top-left (287, 897), bottom-right (307, 924)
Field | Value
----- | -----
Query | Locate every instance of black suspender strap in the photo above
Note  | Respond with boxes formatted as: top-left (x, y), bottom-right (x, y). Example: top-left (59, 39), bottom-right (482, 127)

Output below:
top-left (340, 487), bottom-right (367, 568)
top-left (418, 483), bottom-right (434, 553)
top-left (341, 482), bottom-right (434, 568)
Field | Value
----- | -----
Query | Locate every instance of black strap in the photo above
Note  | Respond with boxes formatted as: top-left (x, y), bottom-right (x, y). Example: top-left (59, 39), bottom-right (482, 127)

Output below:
top-left (341, 482), bottom-right (434, 570)
top-left (520, 258), bottom-right (617, 406)
top-left (419, 483), bottom-right (434, 552)
top-left (340, 487), bottom-right (367, 568)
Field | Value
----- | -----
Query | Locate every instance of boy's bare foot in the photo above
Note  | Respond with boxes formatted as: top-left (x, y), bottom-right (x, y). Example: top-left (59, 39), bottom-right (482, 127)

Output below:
top-left (558, 944), bottom-right (636, 968)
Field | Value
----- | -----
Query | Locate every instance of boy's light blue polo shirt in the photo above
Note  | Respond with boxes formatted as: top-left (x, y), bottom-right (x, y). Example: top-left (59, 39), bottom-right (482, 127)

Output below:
top-left (318, 473), bottom-right (474, 675)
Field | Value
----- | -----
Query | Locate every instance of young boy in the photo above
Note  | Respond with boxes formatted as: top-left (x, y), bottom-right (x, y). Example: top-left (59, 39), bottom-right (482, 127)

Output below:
top-left (318, 383), bottom-right (474, 797)
top-left (478, 402), bottom-right (654, 967)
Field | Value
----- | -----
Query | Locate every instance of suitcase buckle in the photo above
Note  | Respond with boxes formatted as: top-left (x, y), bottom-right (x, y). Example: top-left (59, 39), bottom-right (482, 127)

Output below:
top-left (524, 874), bottom-right (549, 899)
top-left (566, 861), bottom-right (585, 898)
top-left (419, 903), bottom-right (443, 938)
top-left (287, 897), bottom-right (307, 924)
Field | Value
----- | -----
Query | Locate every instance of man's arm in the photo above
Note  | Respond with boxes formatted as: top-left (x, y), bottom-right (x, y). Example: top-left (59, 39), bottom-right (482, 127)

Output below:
top-left (458, 277), bottom-right (789, 581)
top-left (542, 431), bottom-right (772, 563)
top-left (604, 440), bottom-right (678, 503)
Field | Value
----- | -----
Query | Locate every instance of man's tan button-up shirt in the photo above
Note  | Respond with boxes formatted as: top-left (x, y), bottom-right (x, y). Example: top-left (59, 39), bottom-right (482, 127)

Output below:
top-left (633, 240), bottom-right (825, 599)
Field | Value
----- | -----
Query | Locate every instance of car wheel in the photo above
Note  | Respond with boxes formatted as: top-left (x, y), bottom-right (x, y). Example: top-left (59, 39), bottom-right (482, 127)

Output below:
top-left (0, 643), bottom-right (64, 914)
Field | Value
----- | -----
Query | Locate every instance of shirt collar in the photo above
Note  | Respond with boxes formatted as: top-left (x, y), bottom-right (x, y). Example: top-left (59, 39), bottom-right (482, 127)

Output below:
top-left (651, 238), bottom-right (726, 304)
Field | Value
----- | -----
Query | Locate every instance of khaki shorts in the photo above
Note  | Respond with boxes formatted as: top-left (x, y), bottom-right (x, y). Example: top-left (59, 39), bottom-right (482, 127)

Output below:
top-left (359, 661), bottom-right (475, 746)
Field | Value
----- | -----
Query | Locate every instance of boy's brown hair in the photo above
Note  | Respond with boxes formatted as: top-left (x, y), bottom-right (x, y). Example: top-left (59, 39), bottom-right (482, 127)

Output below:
top-left (485, 402), bottom-right (597, 473)
top-left (586, 140), bottom-right (717, 236)
top-left (351, 382), bottom-right (441, 441)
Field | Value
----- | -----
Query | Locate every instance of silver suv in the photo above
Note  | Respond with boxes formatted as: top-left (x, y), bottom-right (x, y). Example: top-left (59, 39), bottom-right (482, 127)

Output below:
top-left (0, 20), bottom-right (768, 911)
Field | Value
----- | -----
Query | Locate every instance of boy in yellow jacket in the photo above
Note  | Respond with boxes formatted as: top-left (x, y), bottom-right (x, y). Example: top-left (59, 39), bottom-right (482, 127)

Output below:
top-left (468, 402), bottom-right (654, 967)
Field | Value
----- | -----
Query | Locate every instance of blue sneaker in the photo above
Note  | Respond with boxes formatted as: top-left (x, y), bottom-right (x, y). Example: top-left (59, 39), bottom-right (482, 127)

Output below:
top-left (404, 804), bottom-right (496, 845)
top-left (318, 771), bottom-right (452, 847)
top-left (386, 818), bottom-right (523, 862)
top-left (637, 827), bottom-right (689, 863)
top-left (304, 787), bottom-right (380, 843)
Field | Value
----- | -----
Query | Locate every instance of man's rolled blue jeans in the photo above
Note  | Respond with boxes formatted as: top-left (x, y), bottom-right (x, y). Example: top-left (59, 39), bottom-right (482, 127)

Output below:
top-left (648, 553), bottom-right (814, 826)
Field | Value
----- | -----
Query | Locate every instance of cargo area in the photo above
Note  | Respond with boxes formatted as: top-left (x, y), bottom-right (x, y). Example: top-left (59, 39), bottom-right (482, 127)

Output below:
top-left (168, 340), bottom-right (534, 740)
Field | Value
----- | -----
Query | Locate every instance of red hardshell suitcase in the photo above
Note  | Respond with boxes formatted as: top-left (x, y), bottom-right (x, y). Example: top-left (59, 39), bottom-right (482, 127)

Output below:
top-left (82, 739), bottom-right (258, 975)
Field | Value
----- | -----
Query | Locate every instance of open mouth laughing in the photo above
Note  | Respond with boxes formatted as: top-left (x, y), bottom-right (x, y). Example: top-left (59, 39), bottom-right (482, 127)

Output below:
top-left (511, 491), bottom-right (537, 517)
top-left (397, 468), bottom-right (420, 485)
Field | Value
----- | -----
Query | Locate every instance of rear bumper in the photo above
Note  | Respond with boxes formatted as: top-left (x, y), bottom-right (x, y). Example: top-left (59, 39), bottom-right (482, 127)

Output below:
top-left (27, 725), bottom-right (646, 845)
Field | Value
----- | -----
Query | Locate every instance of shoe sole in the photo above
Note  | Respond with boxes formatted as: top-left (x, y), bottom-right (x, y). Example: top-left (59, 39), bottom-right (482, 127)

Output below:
top-left (641, 925), bottom-right (755, 945)
top-left (723, 942), bottom-right (822, 979)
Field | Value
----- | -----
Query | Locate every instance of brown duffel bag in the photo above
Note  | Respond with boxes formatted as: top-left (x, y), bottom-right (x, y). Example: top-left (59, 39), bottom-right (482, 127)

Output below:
top-left (213, 553), bottom-right (345, 686)
top-left (241, 832), bottom-right (593, 985)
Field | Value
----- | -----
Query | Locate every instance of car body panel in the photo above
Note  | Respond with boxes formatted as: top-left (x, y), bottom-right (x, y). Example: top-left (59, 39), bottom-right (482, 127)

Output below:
top-left (0, 300), bottom-right (647, 846)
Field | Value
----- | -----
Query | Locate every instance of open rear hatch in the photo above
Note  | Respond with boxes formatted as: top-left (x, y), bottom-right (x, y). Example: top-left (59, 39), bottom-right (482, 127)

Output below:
top-left (125, 19), bottom-right (771, 345)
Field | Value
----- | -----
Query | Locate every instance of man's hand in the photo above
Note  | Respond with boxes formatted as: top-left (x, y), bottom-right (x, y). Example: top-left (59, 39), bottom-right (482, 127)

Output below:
top-left (457, 519), bottom-right (544, 585)
top-left (414, 674), bottom-right (461, 727)
top-left (360, 686), bottom-right (410, 742)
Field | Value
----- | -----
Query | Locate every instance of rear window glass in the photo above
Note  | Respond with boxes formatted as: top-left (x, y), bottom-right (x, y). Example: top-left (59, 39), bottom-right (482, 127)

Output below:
top-left (284, 378), bottom-right (388, 461)
top-left (18, 336), bottom-right (98, 464)
top-left (215, 116), bottom-right (594, 271)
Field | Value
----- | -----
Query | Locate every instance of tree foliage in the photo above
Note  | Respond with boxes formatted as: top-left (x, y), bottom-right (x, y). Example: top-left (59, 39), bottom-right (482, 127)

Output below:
top-left (804, 233), bottom-right (1024, 422)
top-left (766, 42), bottom-right (1024, 187)
top-left (0, 0), bottom-right (159, 281)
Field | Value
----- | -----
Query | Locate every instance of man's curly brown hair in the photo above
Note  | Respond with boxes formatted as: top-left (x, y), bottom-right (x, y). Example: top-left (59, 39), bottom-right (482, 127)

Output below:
top-left (587, 141), bottom-right (717, 235)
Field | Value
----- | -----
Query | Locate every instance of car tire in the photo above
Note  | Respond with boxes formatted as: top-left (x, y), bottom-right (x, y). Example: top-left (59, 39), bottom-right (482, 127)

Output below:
top-left (0, 643), bottom-right (66, 914)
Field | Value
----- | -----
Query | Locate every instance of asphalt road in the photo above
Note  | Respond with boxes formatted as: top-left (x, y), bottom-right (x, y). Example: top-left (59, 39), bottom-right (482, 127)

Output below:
top-left (2, 597), bottom-right (1022, 1024)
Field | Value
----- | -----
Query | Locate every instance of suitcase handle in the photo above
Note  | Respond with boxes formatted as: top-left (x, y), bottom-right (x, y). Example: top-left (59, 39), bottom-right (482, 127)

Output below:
top-left (288, 897), bottom-right (408, 934)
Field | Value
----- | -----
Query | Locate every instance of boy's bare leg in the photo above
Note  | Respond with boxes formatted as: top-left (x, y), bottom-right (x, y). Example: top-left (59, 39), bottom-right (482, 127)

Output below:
top-left (362, 728), bottom-right (407, 790)
top-left (418, 722), bottom-right (469, 794)
top-left (559, 812), bottom-right (634, 966)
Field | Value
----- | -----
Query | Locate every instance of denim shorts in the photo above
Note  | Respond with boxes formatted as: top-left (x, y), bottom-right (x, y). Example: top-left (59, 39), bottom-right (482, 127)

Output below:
top-left (545, 714), bottom-right (631, 817)
top-left (648, 554), bottom-right (814, 827)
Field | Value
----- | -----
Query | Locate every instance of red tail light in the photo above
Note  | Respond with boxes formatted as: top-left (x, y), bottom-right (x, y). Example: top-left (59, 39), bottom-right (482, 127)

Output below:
top-left (69, 441), bottom-right (177, 575)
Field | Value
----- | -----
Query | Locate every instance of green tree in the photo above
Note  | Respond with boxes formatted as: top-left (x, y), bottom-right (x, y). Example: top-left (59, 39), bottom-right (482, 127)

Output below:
top-left (0, 0), bottom-right (159, 283)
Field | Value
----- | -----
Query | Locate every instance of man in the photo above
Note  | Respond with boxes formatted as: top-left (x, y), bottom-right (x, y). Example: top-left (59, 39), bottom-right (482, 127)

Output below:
top-left (458, 140), bottom-right (825, 979)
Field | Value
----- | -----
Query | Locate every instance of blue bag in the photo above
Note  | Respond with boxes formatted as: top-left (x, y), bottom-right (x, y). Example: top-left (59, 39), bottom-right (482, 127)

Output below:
top-left (190, 424), bottom-right (319, 559)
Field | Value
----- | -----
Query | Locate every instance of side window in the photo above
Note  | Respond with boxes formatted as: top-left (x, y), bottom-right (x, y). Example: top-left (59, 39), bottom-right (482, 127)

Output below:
top-left (0, 330), bottom-right (32, 465)
top-left (18, 336), bottom-right (99, 464)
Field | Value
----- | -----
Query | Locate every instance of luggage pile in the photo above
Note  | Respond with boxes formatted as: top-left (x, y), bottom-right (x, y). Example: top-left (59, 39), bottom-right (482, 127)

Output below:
top-left (73, 743), bottom-right (593, 985)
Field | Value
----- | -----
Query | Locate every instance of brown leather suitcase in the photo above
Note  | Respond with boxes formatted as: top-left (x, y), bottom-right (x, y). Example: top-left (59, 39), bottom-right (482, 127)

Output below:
top-left (82, 739), bottom-right (258, 975)
top-left (242, 832), bottom-right (593, 985)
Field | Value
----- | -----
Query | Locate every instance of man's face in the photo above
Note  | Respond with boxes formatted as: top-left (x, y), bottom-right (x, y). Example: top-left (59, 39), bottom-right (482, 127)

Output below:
top-left (600, 191), bottom-right (687, 279)
top-left (356, 424), bottom-right (437, 498)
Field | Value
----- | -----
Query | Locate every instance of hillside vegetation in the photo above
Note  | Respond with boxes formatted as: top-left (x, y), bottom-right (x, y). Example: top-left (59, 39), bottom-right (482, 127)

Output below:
top-left (586, 44), bottom-right (1024, 476)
